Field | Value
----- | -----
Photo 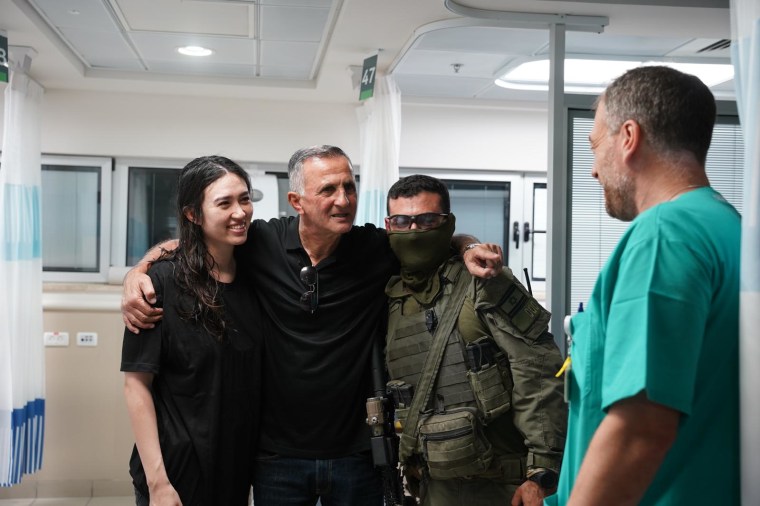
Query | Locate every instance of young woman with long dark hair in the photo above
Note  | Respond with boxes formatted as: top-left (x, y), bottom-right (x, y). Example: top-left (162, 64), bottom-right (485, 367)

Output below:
top-left (121, 156), bottom-right (261, 505)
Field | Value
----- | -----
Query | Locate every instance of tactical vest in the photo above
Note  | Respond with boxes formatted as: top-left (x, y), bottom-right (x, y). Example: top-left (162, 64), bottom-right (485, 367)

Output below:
top-left (387, 260), bottom-right (519, 480)
top-left (386, 258), bottom-right (520, 413)
top-left (386, 263), bottom-right (476, 412)
top-left (386, 258), bottom-right (559, 483)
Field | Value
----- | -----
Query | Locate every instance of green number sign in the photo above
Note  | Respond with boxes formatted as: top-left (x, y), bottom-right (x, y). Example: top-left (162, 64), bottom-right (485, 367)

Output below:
top-left (359, 54), bottom-right (378, 101)
top-left (0, 35), bottom-right (8, 83)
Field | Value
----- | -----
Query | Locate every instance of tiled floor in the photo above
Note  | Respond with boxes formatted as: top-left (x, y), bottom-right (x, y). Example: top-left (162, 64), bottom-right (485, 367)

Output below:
top-left (0, 498), bottom-right (133, 506)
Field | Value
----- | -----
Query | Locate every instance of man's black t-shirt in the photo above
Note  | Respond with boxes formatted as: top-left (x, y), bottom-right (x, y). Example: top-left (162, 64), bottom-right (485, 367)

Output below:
top-left (236, 217), bottom-right (397, 458)
top-left (121, 260), bottom-right (261, 505)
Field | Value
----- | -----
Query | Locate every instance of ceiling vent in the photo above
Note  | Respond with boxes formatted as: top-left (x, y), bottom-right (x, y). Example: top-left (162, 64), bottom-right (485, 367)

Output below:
top-left (697, 38), bottom-right (731, 53)
top-left (666, 38), bottom-right (731, 58)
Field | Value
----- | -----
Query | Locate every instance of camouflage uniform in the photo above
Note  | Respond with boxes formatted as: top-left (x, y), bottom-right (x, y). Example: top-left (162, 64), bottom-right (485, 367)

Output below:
top-left (385, 257), bottom-right (567, 505)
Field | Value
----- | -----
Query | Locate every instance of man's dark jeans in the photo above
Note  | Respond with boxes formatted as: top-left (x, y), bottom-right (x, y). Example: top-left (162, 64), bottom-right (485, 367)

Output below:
top-left (253, 451), bottom-right (383, 506)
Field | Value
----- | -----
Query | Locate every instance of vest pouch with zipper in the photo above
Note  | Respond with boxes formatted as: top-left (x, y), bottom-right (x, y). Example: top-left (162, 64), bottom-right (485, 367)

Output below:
top-left (418, 407), bottom-right (493, 479)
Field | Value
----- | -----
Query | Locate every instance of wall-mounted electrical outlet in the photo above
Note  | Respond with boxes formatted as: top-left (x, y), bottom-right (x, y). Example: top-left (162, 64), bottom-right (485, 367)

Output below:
top-left (76, 332), bottom-right (98, 347)
top-left (43, 332), bottom-right (69, 347)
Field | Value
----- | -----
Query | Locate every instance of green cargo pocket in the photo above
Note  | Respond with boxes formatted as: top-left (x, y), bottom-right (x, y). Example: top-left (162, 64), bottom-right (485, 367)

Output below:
top-left (418, 408), bottom-right (493, 480)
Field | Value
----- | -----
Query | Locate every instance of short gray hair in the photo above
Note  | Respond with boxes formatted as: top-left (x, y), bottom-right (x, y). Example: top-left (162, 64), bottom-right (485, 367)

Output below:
top-left (599, 66), bottom-right (716, 165)
top-left (287, 145), bottom-right (354, 194)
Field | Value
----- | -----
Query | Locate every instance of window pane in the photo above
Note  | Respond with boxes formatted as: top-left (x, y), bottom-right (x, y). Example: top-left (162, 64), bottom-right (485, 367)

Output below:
top-left (127, 167), bottom-right (179, 266)
top-left (707, 120), bottom-right (744, 213)
top-left (41, 165), bottom-right (101, 272)
top-left (446, 181), bottom-right (510, 263)
top-left (532, 183), bottom-right (547, 280)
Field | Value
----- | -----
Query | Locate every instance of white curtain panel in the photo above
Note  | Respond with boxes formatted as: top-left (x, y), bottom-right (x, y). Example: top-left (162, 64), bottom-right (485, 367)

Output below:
top-left (0, 70), bottom-right (45, 487)
top-left (731, 1), bottom-right (760, 504)
top-left (355, 74), bottom-right (402, 228)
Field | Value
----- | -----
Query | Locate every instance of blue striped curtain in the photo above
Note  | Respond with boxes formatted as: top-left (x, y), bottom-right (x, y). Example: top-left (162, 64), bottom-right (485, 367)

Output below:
top-left (355, 74), bottom-right (402, 228)
top-left (0, 70), bottom-right (45, 487)
top-left (730, 1), bottom-right (760, 504)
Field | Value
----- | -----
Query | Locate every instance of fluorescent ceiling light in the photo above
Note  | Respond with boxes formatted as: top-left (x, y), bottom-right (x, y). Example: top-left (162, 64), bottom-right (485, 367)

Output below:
top-left (177, 46), bottom-right (213, 57)
top-left (495, 59), bottom-right (734, 93)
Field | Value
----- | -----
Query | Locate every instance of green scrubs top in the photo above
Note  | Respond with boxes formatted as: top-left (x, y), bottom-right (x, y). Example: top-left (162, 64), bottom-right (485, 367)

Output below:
top-left (546, 187), bottom-right (740, 505)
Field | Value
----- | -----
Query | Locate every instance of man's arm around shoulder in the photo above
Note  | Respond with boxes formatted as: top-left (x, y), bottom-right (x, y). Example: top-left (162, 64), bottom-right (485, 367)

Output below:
top-left (121, 240), bottom-right (178, 333)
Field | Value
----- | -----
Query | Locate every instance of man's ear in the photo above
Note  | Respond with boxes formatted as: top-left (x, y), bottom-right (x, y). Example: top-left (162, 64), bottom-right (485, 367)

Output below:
top-left (287, 192), bottom-right (304, 215)
top-left (384, 216), bottom-right (391, 230)
top-left (620, 119), bottom-right (642, 163)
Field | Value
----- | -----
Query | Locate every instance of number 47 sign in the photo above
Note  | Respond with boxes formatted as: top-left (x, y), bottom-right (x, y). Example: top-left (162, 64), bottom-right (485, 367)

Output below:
top-left (359, 54), bottom-right (377, 101)
top-left (0, 34), bottom-right (8, 83)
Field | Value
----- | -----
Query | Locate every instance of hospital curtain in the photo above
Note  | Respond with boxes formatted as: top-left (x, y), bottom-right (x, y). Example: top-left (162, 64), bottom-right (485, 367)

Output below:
top-left (730, 1), bottom-right (760, 504)
top-left (0, 70), bottom-right (45, 487)
top-left (355, 74), bottom-right (402, 227)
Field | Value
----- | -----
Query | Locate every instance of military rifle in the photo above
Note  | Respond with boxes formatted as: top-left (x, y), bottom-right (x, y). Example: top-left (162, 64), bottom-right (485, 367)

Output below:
top-left (366, 337), bottom-right (415, 506)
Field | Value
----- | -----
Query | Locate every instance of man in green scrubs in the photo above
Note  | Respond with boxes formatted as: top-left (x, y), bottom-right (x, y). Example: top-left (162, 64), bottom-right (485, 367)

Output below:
top-left (547, 66), bottom-right (741, 505)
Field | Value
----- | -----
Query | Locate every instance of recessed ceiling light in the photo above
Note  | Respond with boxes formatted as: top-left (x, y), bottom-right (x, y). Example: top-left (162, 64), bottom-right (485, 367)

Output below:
top-left (495, 58), bottom-right (734, 93)
top-left (177, 46), bottom-right (213, 57)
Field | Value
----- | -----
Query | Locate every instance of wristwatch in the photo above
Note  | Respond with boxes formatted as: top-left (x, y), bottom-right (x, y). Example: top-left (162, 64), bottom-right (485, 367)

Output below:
top-left (526, 467), bottom-right (559, 490)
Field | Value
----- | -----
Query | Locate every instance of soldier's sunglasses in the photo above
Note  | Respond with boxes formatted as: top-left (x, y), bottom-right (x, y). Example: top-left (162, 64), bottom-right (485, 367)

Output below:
top-left (387, 213), bottom-right (448, 231)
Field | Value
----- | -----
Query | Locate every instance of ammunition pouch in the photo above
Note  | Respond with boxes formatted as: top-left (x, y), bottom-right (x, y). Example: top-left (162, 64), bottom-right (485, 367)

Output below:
top-left (465, 337), bottom-right (513, 423)
top-left (417, 407), bottom-right (493, 480)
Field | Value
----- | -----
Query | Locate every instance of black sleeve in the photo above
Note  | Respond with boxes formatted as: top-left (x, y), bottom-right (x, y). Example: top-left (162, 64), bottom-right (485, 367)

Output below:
top-left (120, 262), bottom-right (170, 374)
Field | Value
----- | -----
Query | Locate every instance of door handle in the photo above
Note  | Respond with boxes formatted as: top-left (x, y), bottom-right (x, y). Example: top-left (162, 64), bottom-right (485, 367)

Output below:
top-left (513, 221), bottom-right (520, 249)
top-left (523, 222), bottom-right (531, 243)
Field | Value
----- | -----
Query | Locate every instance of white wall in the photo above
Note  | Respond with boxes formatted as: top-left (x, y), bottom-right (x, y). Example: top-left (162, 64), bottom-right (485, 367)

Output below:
top-left (30, 89), bottom-right (362, 163)
top-left (400, 100), bottom-right (548, 172)
top-left (0, 89), bottom-right (549, 173)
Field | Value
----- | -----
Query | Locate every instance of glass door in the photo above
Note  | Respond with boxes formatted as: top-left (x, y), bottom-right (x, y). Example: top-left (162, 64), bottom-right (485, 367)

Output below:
top-left (519, 176), bottom-right (548, 300)
top-left (435, 173), bottom-right (547, 304)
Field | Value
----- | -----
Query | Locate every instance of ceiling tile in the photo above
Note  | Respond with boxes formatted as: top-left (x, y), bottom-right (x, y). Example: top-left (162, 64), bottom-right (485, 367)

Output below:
top-left (562, 33), bottom-right (691, 57)
top-left (416, 26), bottom-right (549, 55)
top-left (260, 40), bottom-right (317, 67)
top-left (260, 5), bottom-right (330, 42)
top-left (260, 0), bottom-right (333, 6)
top-left (130, 32), bottom-right (256, 65)
top-left (116, 0), bottom-right (250, 36)
top-left (394, 74), bottom-right (496, 99)
top-left (395, 49), bottom-right (511, 78)
top-left (142, 59), bottom-right (256, 77)
top-left (31, 0), bottom-right (118, 29)
top-left (530, 0), bottom-right (727, 6)
top-left (58, 27), bottom-right (140, 68)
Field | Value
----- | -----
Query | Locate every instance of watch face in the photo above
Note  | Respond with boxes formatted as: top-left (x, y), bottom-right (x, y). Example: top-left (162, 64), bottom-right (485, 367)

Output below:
top-left (530, 470), bottom-right (558, 489)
